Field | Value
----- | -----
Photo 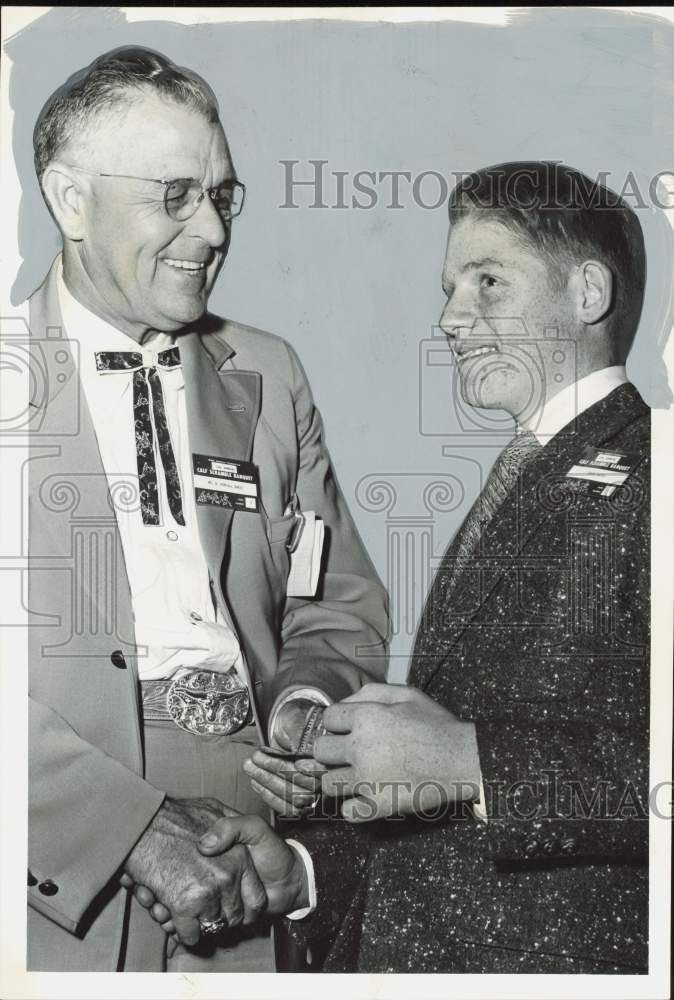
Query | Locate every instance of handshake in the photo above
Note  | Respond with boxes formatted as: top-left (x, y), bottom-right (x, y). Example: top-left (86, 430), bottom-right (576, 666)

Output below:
top-left (118, 698), bottom-right (329, 948)
top-left (119, 683), bottom-right (479, 948)
top-left (119, 796), bottom-right (310, 948)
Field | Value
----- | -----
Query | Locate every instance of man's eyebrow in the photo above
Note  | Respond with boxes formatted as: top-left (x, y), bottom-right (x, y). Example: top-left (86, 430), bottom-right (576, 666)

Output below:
top-left (442, 257), bottom-right (506, 295)
top-left (167, 176), bottom-right (237, 184)
top-left (461, 257), bottom-right (504, 272)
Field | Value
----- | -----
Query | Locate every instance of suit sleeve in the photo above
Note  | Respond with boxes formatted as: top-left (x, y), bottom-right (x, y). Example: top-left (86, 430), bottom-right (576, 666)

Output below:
top-left (269, 343), bottom-right (389, 708)
top-left (476, 718), bottom-right (649, 863)
top-left (29, 696), bottom-right (165, 934)
top-left (282, 820), bottom-right (371, 945)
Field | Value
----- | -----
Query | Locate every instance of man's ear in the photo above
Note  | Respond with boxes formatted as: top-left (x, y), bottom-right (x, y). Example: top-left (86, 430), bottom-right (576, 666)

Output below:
top-left (41, 166), bottom-right (87, 241)
top-left (572, 259), bottom-right (613, 325)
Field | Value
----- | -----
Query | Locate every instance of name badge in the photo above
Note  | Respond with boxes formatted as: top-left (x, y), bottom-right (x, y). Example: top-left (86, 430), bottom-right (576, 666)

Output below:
top-left (565, 446), bottom-right (642, 498)
top-left (193, 454), bottom-right (260, 512)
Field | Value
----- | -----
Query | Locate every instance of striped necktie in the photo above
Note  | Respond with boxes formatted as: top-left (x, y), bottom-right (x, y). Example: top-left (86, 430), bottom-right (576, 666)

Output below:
top-left (95, 346), bottom-right (185, 526)
top-left (409, 429), bottom-right (542, 686)
top-left (448, 428), bottom-right (543, 582)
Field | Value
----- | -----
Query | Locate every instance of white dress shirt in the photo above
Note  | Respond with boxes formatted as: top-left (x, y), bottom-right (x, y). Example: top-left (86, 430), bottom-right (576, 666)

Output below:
top-left (521, 366), bottom-right (628, 443)
top-left (57, 263), bottom-right (245, 682)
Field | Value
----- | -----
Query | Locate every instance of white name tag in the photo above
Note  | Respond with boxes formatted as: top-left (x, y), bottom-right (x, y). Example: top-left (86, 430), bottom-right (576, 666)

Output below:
top-left (565, 446), bottom-right (642, 498)
top-left (192, 454), bottom-right (260, 512)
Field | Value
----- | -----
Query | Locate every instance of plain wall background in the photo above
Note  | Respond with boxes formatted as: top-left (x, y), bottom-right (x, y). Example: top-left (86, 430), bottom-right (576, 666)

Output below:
top-left (5, 7), bottom-right (674, 676)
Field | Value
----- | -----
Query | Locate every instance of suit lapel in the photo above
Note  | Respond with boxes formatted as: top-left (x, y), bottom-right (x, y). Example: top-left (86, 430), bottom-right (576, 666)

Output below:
top-left (483, 383), bottom-right (649, 565)
top-left (414, 384), bottom-right (648, 691)
top-left (178, 330), bottom-right (261, 603)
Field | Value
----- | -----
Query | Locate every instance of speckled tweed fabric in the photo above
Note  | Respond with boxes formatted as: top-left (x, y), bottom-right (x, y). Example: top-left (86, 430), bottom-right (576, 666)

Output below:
top-left (289, 384), bottom-right (650, 973)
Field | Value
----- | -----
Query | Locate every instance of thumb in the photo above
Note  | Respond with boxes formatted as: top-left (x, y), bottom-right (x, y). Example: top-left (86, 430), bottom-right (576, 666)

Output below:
top-left (341, 682), bottom-right (411, 705)
top-left (198, 814), bottom-right (268, 856)
top-left (340, 795), bottom-right (389, 823)
top-left (198, 817), bottom-right (242, 855)
top-left (173, 915), bottom-right (204, 948)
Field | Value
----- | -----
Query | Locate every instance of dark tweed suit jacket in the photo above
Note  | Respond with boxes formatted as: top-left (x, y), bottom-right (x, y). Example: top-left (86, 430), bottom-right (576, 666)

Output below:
top-left (290, 383), bottom-right (650, 974)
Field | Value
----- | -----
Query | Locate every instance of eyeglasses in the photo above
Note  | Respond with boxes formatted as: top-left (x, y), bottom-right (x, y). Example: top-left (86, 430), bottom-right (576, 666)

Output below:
top-left (63, 164), bottom-right (245, 223)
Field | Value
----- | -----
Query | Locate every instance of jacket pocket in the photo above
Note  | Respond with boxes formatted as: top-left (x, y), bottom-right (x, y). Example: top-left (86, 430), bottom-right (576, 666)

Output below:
top-left (267, 511), bottom-right (297, 546)
top-left (265, 511), bottom-right (297, 586)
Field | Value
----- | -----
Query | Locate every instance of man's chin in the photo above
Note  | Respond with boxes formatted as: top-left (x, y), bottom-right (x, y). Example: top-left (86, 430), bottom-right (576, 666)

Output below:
top-left (157, 296), bottom-right (209, 331)
top-left (459, 370), bottom-right (527, 417)
top-left (459, 376), bottom-right (501, 411)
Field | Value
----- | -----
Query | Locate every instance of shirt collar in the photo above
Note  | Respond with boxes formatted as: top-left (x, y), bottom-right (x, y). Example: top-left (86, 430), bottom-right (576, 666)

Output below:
top-left (519, 366), bottom-right (629, 444)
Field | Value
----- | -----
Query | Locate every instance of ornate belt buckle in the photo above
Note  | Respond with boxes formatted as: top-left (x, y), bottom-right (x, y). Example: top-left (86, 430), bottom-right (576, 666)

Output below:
top-left (167, 668), bottom-right (251, 736)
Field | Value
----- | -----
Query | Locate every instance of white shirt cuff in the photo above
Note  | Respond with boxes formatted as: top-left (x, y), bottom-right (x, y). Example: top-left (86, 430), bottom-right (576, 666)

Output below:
top-left (284, 838), bottom-right (317, 919)
top-left (473, 773), bottom-right (488, 824)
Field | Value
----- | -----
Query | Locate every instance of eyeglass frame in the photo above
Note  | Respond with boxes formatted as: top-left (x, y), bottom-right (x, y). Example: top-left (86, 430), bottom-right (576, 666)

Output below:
top-left (60, 163), bottom-right (246, 222)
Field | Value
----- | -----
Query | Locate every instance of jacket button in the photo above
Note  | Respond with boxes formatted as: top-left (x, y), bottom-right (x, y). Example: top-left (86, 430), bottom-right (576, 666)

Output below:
top-left (38, 879), bottom-right (59, 896)
top-left (110, 650), bottom-right (126, 669)
top-left (27, 869), bottom-right (37, 887)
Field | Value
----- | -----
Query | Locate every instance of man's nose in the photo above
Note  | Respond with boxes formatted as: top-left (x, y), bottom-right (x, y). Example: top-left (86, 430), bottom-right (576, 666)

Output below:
top-left (186, 192), bottom-right (229, 248)
top-left (439, 290), bottom-right (475, 340)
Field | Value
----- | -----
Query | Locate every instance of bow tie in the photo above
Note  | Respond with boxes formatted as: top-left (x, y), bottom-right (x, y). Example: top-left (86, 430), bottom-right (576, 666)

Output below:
top-left (95, 347), bottom-right (185, 526)
top-left (94, 346), bottom-right (181, 373)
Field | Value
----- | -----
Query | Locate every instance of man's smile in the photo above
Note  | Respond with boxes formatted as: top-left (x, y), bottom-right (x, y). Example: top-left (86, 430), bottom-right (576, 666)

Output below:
top-left (162, 258), bottom-right (209, 272)
top-left (454, 344), bottom-right (500, 364)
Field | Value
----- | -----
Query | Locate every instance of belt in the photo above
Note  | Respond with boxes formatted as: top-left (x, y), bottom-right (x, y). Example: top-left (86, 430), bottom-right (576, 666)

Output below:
top-left (140, 668), bottom-right (252, 736)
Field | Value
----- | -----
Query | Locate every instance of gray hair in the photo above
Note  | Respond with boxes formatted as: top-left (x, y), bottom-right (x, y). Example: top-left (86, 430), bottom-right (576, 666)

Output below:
top-left (33, 46), bottom-right (220, 181)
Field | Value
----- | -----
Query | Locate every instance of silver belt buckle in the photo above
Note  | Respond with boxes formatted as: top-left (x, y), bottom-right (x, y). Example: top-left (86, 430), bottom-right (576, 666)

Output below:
top-left (167, 668), bottom-right (251, 736)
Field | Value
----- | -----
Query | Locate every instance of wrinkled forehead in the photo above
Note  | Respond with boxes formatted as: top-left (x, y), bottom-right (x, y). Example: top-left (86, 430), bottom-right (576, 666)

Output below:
top-left (73, 90), bottom-right (234, 183)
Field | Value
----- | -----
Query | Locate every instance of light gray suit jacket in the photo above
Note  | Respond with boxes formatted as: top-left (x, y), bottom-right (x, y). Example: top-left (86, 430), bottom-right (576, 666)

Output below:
top-left (26, 257), bottom-right (388, 969)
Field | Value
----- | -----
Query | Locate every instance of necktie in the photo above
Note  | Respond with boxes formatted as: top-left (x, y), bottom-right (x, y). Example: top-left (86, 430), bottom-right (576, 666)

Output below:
top-left (446, 428), bottom-right (543, 582)
top-left (410, 429), bottom-right (542, 686)
top-left (95, 347), bottom-right (185, 526)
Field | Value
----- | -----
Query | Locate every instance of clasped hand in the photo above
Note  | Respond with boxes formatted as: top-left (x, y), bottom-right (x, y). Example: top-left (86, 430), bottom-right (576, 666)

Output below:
top-left (122, 684), bottom-right (481, 946)
top-left (120, 796), bottom-right (307, 949)
top-left (242, 698), bottom-right (325, 817)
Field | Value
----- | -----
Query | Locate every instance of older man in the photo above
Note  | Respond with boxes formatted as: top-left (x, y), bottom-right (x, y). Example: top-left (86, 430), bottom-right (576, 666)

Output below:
top-left (189, 162), bottom-right (651, 973)
top-left (26, 46), bottom-right (387, 972)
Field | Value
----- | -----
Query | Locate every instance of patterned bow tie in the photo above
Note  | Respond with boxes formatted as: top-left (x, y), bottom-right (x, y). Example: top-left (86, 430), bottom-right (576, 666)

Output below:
top-left (95, 347), bottom-right (185, 526)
